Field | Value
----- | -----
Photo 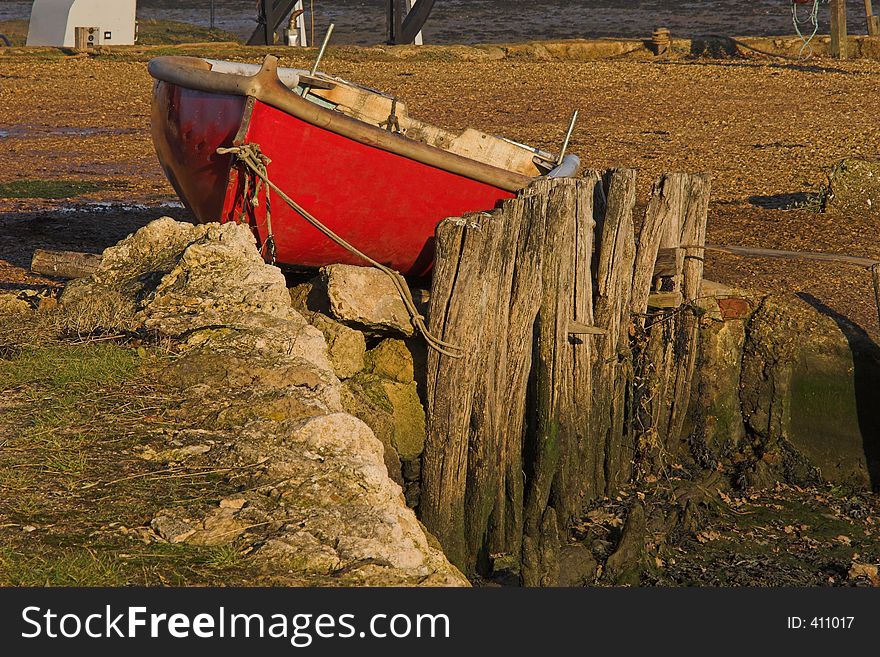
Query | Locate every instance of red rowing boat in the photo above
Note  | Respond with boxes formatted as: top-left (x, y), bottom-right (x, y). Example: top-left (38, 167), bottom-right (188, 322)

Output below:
top-left (148, 55), bottom-right (579, 276)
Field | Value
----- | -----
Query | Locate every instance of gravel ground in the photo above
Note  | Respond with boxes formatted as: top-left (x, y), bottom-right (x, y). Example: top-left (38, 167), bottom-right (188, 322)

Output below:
top-left (2, 48), bottom-right (880, 335)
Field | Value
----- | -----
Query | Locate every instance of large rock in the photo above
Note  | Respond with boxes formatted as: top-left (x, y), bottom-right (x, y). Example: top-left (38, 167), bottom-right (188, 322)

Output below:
top-left (684, 287), bottom-right (755, 464)
top-left (343, 374), bottom-right (427, 463)
top-left (0, 293), bottom-right (31, 315)
top-left (739, 295), bottom-right (880, 489)
top-left (227, 413), bottom-right (466, 585)
top-left (63, 218), bottom-right (465, 586)
top-left (62, 218), bottom-right (331, 371)
top-left (323, 264), bottom-right (416, 336)
top-left (364, 338), bottom-right (416, 384)
top-left (306, 312), bottom-right (366, 380)
top-left (823, 157), bottom-right (880, 215)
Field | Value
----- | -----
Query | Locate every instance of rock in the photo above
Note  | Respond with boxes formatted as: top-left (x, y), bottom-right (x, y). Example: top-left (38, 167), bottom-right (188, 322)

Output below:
top-left (288, 278), bottom-right (330, 316)
top-left (186, 506), bottom-right (249, 546)
top-left (65, 218), bottom-right (465, 586)
top-left (343, 374), bottom-right (427, 462)
top-left (848, 562), bottom-right (880, 586)
top-left (687, 293), bottom-right (752, 461)
top-left (364, 338), bottom-right (415, 384)
top-left (323, 264), bottom-right (415, 336)
top-left (305, 312), bottom-right (366, 379)
top-left (151, 510), bottom-right (197, 544)
top-left (0, 293), bottom-right (31, 315)
top-left (162, 351), bottom-right (342, 422)
top-left (230, 413), bottom-right (468, 586)
top-left (62, 218), bottom-right (332, 372)
top-left (256, 535), bottom-right (341, 574)
top-left (740, 295), bottom-right (880, 489)
top-left (823, 158), bottom-right (880, 215)
top-left (140, 444), bottom-right (211, 463)
top-left (557, 543), bottom-right (598, 587)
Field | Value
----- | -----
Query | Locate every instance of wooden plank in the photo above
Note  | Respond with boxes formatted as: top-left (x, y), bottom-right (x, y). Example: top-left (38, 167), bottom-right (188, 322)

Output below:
top-left (653, 248), bottom-right (678, 277)
top-left (831, 0), bottom-right (848, 59)
top-left (31, 249), bottom-right (102, 279)
top-left (647, 291), bottom-right (683, 308)
top-left (694, 244), bottom-right (880, 269)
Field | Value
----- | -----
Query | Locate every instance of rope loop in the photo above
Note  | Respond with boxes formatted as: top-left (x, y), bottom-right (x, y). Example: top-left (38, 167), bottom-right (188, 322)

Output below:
top-left (218, 143), bottom-right (463, 359)
top-left (792, 0), bottom-right (825, 60)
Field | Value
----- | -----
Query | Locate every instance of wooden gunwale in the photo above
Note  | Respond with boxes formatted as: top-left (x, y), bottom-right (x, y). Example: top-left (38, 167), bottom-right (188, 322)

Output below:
top-left (147, 55), bottom-right (535, 193)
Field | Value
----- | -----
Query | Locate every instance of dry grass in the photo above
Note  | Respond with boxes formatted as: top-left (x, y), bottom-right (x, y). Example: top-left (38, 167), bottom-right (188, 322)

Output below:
top-left (0, 313), bottom-right (261, 586)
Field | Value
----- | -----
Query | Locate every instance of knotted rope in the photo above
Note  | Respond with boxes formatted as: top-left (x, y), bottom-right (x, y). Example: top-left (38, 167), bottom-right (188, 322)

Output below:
top-left (218, 143), bottom-right (463, 358)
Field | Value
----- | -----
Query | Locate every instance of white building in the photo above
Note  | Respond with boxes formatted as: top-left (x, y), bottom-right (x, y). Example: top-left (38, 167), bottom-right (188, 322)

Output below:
top-left (26, 0), bottom-right (137, 47)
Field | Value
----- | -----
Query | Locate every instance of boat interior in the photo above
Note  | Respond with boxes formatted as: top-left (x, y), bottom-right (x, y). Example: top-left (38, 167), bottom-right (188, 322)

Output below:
top-left (205, 59), bottom-right (559, 177)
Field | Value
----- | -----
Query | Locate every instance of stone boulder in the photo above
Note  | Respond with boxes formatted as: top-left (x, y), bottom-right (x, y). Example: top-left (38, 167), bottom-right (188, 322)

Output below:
top-left (739, 295), bottom-right (880, 489)
top-left (342, 373), bottom-right (427, 492)
top-left (322, 264), bottom-right (416, 336)
top-left (0, 292), bottom-right (31, 315)
top-left (364, 338), bottom-right (416, 384)
top-left (61, 218), bottom-right (466, 586)
top-left (304, 312), bottom-right (366, 380)
top-left (62, 218), bottom-right (330, 370)
top-left (684, 285), bottom-right (757, 465)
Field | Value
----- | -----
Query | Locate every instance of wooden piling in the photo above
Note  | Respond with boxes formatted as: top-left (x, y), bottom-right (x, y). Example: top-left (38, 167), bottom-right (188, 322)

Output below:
top-left (831, 0), bottom-right (848, 59)
top-left (421, 170), bottom-right (710, 582)
top-left (865, 0), bottom-right (880, 36)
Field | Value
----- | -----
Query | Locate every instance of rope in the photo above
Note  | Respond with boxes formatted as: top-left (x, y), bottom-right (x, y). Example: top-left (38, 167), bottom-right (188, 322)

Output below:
top-left (792, 0), bottom-right (824, 59)
top-left (218, 143), bottom-right (463, 358)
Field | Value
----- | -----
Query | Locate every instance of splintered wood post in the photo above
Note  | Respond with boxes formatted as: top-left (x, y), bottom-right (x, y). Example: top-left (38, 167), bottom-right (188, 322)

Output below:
top-left (665, 173), bottom-right (712, 448)
top-left (865, 0), bottom-right (880, 36)
top-left (831, 0), bottom-right (848, 58)
top-left (489, 192), bottom-right (549, 560)
top-left (421, 211), bottom-right (509, 570)
top-left (590, 169), bottom-right (637, 495)
top-left (422, 188), bottom-right (548, 573)
top-left (629, 173), bottom-right (711, 472)
top-left (521, 179), bottom-right (597, 585)
top-left (555, 174), bottom-right (601, 507)
top-left (31, 249), bottom-right (102, 279)
top-left (632, 174), bottom-right (687, 321)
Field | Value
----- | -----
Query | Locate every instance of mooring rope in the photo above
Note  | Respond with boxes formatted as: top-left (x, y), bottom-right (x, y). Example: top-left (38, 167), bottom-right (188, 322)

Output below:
top-left (218, 143), bottom-right (463, 358)
top-left (792, 0), bottom-right (824, 59)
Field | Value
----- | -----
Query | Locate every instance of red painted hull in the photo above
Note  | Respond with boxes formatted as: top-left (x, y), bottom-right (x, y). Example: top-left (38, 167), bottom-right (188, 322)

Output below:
top-left (152, 81), bottom-right (516, 276)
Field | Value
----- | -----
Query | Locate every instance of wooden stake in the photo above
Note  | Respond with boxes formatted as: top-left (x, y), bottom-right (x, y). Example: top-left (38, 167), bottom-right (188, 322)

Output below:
top-left (831, 0), bottom-right (848, 59)
top-left (865, 1), bottom-right (880, 36)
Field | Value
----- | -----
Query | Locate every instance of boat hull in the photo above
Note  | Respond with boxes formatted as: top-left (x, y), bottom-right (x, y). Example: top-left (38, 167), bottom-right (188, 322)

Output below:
top-left (152, 81), bottom-right (517, 277)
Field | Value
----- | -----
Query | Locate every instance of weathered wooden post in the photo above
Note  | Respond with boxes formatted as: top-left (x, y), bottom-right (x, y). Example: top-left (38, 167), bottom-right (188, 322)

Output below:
top-left (831, 0), bottom-right (848, 58)
top-left (420, 170), bottom-right (710, 583)
top-left (866, 0), bottom-right (880, 36)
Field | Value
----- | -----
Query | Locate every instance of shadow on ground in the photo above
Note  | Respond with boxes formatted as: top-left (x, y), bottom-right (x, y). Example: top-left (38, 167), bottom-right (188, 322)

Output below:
top-left (0, 206), bottom-right (193, 288)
